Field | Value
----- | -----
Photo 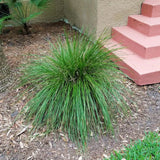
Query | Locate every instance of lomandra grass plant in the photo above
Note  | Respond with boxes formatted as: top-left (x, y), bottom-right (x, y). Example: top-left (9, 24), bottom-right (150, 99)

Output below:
top-left (20, 32), bottom-right (129, 147)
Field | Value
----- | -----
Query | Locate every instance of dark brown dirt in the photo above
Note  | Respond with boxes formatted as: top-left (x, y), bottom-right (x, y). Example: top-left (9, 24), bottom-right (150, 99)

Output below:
top-left (0, 22), bottom-right (159, 160)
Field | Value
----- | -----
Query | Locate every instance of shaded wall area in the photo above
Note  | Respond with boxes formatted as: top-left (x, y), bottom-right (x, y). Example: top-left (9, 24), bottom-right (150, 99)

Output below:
top-left (34, 0), bottom-right (64, 23)
top-left (64, 0), bottom-right (97, 34)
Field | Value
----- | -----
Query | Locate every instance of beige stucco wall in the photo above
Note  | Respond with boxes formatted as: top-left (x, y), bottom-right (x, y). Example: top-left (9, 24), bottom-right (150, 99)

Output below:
top-left (96, 0), bottom-right (144, 37)
top-left (64, 0), bottom-right (144, 37)
top-left (64, 0), bottom-right (97, 34)
top-left (33, 0), bottom-right (64, 23)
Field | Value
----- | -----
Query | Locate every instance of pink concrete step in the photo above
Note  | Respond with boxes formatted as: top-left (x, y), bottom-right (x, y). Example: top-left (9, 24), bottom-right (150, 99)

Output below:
top-left (128, 15), bottom-right (160, 36)
top-left (112, 26), bottom-right (160, 59)
top-left (142, 0), bottom-right (160, 17)
top-left (105, 39), bottom-right (160, 85)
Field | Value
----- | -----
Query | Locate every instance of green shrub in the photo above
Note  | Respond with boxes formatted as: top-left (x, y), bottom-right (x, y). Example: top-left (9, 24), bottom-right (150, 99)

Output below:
top-left (0, 0), bottom-right (50, 34)
top-left (106, 132), bottom-right (160, 160)
top-left (20, 32), bottom-right (129, 147)
top-left (0, 16), bottom-right (10, 34)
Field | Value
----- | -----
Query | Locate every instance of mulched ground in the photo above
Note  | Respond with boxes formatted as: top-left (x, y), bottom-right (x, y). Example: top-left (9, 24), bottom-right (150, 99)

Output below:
top-left (0, 22), bottom-right (160, 160)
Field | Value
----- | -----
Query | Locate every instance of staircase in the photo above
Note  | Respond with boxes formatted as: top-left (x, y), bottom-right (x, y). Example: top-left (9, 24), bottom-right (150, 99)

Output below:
top-left (107, 0), bottom-right (160, 85)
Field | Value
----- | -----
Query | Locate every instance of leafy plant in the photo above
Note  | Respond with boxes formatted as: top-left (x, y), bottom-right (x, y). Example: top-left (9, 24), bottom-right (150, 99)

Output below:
top-left (0, 0), bottom-right (50, 34)
top-left (19, 31), bottom-right (129, 147)
top-left (105, 132), bottom-right (160, 160)
top-left (0, 16), bottom-right (10, 34)
top-left (31, 0), bottom-right (50, 8)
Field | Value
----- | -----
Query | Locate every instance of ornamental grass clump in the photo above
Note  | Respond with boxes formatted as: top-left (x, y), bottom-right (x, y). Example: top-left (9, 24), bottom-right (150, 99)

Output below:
top-left (20, 32), bottom-right (129, 147)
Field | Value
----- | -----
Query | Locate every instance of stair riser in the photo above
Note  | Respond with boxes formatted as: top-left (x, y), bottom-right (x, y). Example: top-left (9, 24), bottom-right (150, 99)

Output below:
top-left (112, 28), bottom-right (160, 59)
top-left (110, 0), bottom-right (160, 85)
top-left (116, 60), bottom-right (160, 85)
top-left (141, 4), bottom-right (160, 17)
top-left (128, 17), bottom-right (160, 36)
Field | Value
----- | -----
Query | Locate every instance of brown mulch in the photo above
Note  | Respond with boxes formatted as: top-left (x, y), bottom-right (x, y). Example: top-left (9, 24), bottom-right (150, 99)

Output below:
top-left (0, 22), bottom-right (160, 160)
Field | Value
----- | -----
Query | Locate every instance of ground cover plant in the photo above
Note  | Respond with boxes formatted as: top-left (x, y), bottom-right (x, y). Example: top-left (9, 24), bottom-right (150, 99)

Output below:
top-left (19, 31), bottom-right (129, 147)
top-left (105, 132), bottom-right (160, 160)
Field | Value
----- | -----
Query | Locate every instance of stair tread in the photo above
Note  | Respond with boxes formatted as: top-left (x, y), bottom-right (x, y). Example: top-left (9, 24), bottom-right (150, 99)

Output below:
top-left (110, 0), bottom-right (160, 84)
top-left (143, 0), bottom-right (160, 6)
top-left (113, 26), bottom-right (160, 47)
top-left (129, 15), bottom-right (160, 26)
top-left (106, 39), bottom-right (160, 75)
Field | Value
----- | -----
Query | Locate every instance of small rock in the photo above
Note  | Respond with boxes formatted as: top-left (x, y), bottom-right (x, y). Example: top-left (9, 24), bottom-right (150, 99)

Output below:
top-left (103, 154), bottom-right (109, 159)
top-left (11, 110), bottom-right (19, 118)
top-left (156, 101), bottom-right (160, 106)
top-left (0, 155), bottom-right (6, 160)
top-left (78, 156), bottom-right (83, 160)
top-left (20, 141), bottom-right (24, 148)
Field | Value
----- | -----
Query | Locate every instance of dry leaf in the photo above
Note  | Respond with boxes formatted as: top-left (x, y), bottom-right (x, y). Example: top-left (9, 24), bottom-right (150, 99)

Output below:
top-left (49, 141), bottom-right (52, 148)
top-left (122, 140), bottom-right (128, 143)
top-left (155, 127), bottom-right (159, 132)
top-left (62, 136), bottom-right (69, 142)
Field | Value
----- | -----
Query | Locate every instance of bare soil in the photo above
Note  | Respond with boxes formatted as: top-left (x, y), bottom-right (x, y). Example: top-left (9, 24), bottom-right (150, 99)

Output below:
top-left (0, 22), bottom-right (160, 160)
